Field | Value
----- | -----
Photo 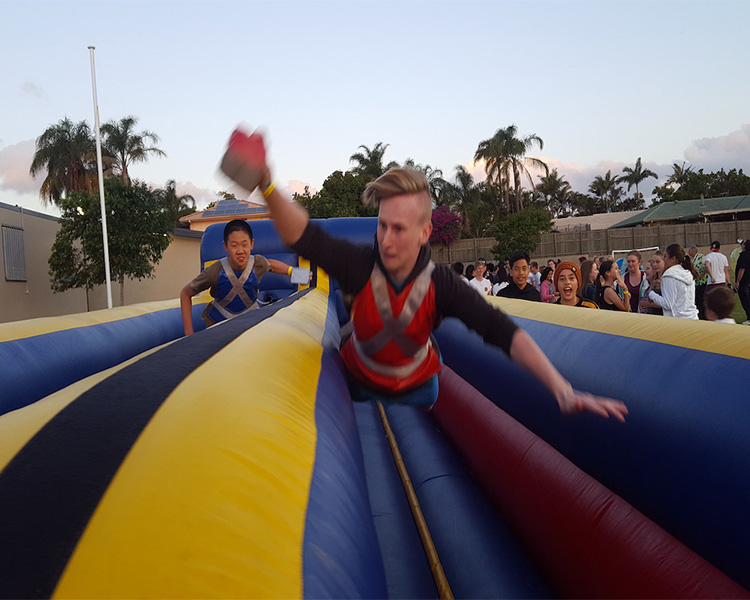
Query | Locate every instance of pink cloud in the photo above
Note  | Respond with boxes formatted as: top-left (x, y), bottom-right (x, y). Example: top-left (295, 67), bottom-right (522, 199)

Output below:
top-left (684, 124), bottom-right (750, 171)
top-left (0, 139), bottom-right (39, 195)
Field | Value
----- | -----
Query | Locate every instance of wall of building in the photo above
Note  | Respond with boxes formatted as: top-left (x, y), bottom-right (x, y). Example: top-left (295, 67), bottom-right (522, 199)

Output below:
top-left (0, 203), bottom-right (202, 324)
top-left (1, 203), bottom-right (89, 323)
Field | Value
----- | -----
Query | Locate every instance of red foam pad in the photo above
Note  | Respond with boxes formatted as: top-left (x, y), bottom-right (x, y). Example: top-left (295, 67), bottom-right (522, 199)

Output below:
top-left (433, 367), bottom-right (748, 599)
top-left (220, 129), bottom-right (267, 192)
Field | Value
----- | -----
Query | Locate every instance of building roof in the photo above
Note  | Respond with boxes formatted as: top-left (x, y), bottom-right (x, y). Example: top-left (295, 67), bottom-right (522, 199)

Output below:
top-left (553, 210), bottom-right (646, 232)
top-left (179, 198), bottom-right (269, 225)
top-left (610, 195), bottom-right (750, 228)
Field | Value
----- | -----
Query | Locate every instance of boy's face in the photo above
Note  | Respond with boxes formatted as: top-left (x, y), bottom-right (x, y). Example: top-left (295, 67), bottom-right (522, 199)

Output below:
top-left (511, 259), bottom-right (529, 289)
top-left (224, 230), bottom-right (254, 270)
top-left (475, 264), bottom-right (486, 279)
top-left (377, 193), bottom-right (432, 283)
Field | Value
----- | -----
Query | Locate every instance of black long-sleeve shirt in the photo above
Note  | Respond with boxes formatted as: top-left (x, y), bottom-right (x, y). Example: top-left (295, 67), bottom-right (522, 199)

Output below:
top-left (292, 222), bottom-right (518, 356)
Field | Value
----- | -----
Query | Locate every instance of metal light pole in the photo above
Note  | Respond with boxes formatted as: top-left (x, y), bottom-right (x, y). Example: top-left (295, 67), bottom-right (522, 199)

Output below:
top-left (88, 45), bottom-right (113, 309)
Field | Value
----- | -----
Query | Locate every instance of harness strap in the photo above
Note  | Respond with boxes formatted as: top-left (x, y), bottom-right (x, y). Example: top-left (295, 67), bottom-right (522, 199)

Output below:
top-left (352, 261), bottom-right (435, 378)
top-left (213, 256), bottom-right (258, 319)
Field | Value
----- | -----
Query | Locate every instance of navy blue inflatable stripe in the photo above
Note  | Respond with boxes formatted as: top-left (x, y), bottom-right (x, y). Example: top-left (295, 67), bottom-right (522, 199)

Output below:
top-left (302, 288), bottom-right (387, 599)
top-left (352, 401), bottom-right (438, 599)
top-left (384, 403), bottom-right (554, 599)
top-left (434, 316), bottom-right (750, 590)
top-left (0, 304), bottom-right (207, 416)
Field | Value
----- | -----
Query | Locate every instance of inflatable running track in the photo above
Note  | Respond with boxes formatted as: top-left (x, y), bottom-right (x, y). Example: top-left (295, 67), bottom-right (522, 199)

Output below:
top-left (0, 218), bottom-right (748, 599)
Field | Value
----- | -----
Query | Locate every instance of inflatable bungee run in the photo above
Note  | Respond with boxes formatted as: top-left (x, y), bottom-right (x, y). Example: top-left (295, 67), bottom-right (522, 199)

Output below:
top-left (1, 218), bottom-right (749, 599)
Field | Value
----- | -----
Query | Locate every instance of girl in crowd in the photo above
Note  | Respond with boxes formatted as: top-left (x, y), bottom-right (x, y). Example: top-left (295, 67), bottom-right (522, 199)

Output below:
top-left (623, 251), bottom-right (650, 313)
top-left (640, 250), bottom-right (665, 315)
top-left (554, 261), bottom-right (598, 308)
top-left (579, 260), bottom-right (599, 302)
top-left (595, 260), bottom-right (630, 311)
top-left (492, 265), bottom-right (510, 295)
top-left (540, 266), bottom-right (556, 303)
top-left (645, 244), bottom-right (699, 319)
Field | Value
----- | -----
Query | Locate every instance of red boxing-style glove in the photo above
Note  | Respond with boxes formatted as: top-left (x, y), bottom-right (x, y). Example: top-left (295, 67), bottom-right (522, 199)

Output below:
top-left (220, 129), bottom-right (267, 192)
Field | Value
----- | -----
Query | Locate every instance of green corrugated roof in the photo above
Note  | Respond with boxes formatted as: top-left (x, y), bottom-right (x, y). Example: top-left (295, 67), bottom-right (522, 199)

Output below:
top-left (610, 195), bottom-right (750, 228)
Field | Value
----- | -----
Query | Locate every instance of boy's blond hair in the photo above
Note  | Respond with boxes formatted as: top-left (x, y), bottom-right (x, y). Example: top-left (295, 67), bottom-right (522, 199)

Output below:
top-left (362, 168), bottom-right (432, 223)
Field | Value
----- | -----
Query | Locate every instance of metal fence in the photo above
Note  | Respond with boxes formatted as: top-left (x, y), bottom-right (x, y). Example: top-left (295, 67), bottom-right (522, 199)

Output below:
top-left (431, 220), bottom-right (750, 265)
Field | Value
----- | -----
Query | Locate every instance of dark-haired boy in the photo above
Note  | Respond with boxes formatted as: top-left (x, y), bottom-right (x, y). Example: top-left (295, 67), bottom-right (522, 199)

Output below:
top-left (180, 219), bottom-right (296, 335)
top-left (495, 251), bottom-right (542, 301)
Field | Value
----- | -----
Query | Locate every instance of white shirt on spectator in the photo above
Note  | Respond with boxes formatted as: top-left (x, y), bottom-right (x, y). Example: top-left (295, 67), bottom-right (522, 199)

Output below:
top-left (469, 276), bottom-right (493, 296)
top-left (705, 251), bottom-right (729, 284)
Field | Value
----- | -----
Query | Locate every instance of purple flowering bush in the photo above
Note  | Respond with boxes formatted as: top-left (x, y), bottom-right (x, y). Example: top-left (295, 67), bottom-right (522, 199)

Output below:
top-left (430, 205), bottom-right (462, 246)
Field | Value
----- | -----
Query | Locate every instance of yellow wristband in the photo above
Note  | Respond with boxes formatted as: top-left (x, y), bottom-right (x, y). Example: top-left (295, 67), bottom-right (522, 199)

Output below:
top-left (262, 182), bottom-right (275, 199)
top-left (287, 266), bottom-right (293, 276)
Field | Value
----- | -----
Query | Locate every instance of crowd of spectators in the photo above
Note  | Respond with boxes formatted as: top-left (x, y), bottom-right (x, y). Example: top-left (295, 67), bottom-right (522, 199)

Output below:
top-left (450, 239), bottom-right (749, 325)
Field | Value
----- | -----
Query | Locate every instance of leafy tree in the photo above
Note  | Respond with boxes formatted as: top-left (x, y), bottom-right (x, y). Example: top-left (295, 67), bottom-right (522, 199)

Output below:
top-left (652, 168), bottom-right (750, 204)
top-left (29, 117), bottom-right (98, 206)
top-left (618, 193), bottom-right (647, 211)
top-left (295, 170), bottom-right (376, 218)
top-left (568, 191), bottom-right (598, 216)
top-left (475, 125), bottom-right (548, 214)
top-left (430, 205), bottom-right (462, 246)
top-left (491, 208), bottom-right (553, 260)
top-left (463, 189), bottom-right (500, 238)
top-left (588, 170), bottom-right (623, 213)
top-left (535, 168), bottom-right (572, 218)
top-left (619, 157), bottom-right (657, 203)
top-left (49, 178), bottom-right (171, 306)
top-left (349, 142), bottom-right (397, 181)
top-left (157, 179), bottom-right (196, 228)
top-left (101, 115), bottom-right (166, 185)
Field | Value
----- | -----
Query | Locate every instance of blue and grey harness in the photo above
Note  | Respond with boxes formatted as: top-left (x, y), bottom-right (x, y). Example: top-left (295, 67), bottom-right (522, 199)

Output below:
top-left (203, 256), bottom-right (259, 325)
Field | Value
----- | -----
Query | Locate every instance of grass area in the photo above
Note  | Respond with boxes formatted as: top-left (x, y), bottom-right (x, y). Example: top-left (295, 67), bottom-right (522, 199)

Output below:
top-left (732, 292), bottom-right (747, 324)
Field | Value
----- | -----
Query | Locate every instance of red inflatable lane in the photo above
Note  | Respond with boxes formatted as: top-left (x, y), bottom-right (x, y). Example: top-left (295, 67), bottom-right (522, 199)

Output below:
top-left (433, 367), bottom-right (748, 599)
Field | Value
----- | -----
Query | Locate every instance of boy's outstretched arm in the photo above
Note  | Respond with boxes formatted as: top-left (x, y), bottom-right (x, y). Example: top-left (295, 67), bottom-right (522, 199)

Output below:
top-left (180, 284), bottom-right (197, 336)
top-left (221, 129), bottom-right (309, 247)
top-left (509, 329), bottom-right (628, 422)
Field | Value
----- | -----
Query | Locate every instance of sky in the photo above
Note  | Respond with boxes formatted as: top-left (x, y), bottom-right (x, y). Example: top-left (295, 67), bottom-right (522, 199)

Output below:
top-left (1, 0), bottom-right (749, 218)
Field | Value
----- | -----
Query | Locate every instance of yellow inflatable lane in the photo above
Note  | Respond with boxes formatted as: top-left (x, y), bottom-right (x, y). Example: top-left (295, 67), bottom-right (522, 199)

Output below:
top-left (55, 280), bottom-right (329, 598)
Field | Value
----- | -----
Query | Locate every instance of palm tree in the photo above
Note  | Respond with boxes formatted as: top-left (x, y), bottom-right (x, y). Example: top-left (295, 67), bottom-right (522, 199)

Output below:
top-left (474, 127), bottom-right (514, 214)
top-left (157, 180), bottom-right (196, 228)
top-left (401, 158), bottom-right (446, 203)
top-left (29, 117), bottom-right (98, 206)
top-left (475, 125), bottom-right (548, 213)
top-left (440, 165), bottom-right (482, 236)
top-left (349, 142), bottom-right (395, 181)
top-left (535, 169), bottom-right (572, 218)
top-left (665, 161), bottom-right (694, 189)
top-left (619, 157), bottom-right (658, 202)
top-left (588, 170), bottom-right (623, 213)
top-left (101, 116), bottom-right (166, 185)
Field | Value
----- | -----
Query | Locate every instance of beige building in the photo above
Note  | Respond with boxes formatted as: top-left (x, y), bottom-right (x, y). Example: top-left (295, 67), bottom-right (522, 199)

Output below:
top-left (1, 201), bottom-right (202, 324)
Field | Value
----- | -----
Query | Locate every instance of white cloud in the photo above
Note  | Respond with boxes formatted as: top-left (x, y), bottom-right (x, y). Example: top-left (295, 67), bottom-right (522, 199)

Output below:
top-left (0, 139), bottom-right (39, 195)
top-left (21, 82), bottom-right (45, 99)
top-left (684, 124), bottom-right (750, 172)
top-left (283, 179), bottom-right (316, 196)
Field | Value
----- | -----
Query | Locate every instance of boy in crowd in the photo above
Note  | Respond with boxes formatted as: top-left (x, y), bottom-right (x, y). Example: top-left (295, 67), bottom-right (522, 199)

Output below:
top-left (496, 251), bottom-right (542, 301)
top-left (704, 285), bottom-right (737, 324)
top-left (469, 260), bottom-right (493, 296)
